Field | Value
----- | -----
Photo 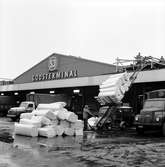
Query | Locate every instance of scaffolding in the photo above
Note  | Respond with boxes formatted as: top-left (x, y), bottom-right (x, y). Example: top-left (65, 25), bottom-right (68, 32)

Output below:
top-left (114, 53), bottom-right (165, 73)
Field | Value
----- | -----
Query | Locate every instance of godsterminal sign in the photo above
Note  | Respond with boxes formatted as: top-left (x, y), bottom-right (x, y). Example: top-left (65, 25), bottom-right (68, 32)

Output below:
top-left (32, 56), bottom-right (78, 82)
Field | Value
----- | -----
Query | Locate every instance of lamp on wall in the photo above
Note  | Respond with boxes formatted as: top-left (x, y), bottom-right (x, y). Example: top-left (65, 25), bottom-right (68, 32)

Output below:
top-left (14, 92), bottom-right (18, 95)
top-left (73, 89), bottom-right (80, 94)
top-left (50, 90), bottom-right (55, 94)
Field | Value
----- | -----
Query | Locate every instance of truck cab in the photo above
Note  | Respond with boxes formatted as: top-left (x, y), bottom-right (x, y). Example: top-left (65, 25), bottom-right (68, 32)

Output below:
top-left (7, 101), bottom-right (35, 121)
top-left (134, 98), bottom-right (165, 135)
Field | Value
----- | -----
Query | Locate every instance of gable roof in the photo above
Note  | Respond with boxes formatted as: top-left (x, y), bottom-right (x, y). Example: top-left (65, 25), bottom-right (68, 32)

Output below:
top-left (13, 53), bottom-right (116, 84)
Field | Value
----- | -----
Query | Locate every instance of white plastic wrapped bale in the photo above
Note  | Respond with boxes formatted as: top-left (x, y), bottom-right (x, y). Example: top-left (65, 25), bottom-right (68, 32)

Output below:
top-left (37, 102), bottom-right (66, 111)
top-left (56, 125), bottom-right (64, 136)
top-left (54, 108), bottom-right (68, 120)
top-left (75, 129), bottom-right (83, 136)
top-left (71, 120), bottom-right (84, 130)
top-left (14, 123), bottom-right (38, 137)
top-left (60, 120), bottom-right (70, 128)
top-left (51, 119), bottom-right (59, 126)
top-left (98, 88), bottom-right (123, 103)
top-left (100, 72), bottom-right (129, 90)
top-left (99, 86), bottom-right (123, 93)
top-left (37, 104), bottom-right (52, 110)
top-left (64, 127), bottom-right (74, 136)
top-left (101, 72), bottom-right (127, 86)
top-left (88, 117), bottom-right (99, 128)
top-left (20, 113), bottom-right (34, 120)
top-left (49, 102), bottom-right (66, 109)
top-left (100, 78), bottom-right (123, 89)
top-left (38, 126), bottom-right (56, 138)
top-left (31, 116), bottom-right (52, 127)
top-left (64, 111), bottom-right (78, 123)
top-left (19, 118), bottom-right (42, 128)
top-left (32, 109), bottom-right (56, 120)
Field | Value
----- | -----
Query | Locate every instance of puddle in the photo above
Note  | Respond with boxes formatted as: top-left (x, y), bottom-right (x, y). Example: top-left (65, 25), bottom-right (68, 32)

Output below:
top-left (1, 118), bottom-right (165, 167)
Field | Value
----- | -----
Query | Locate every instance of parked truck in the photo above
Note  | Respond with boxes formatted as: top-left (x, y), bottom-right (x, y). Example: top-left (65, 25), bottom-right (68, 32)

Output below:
top-left (134, 89), bottom-right (165, 136)
top-left (7, 101), bottom-right (35, 121)
top-left (7, 93), bottom-right (71, 121)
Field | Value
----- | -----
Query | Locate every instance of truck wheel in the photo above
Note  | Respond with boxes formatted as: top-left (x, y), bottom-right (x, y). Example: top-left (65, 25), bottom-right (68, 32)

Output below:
top-left (136, 127), bottom-right (144, 135)
top-left (120, 121), bottom-right (126, 130)
top-left (162, 123), bottom-right (165, 136)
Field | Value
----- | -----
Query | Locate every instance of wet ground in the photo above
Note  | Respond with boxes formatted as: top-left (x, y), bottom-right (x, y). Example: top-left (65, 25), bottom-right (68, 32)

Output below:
top-left (0, 118), bottom-right (165, 167)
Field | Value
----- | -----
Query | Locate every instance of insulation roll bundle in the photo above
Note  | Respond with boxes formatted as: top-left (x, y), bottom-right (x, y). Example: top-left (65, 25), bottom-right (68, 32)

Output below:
top-left (100, 78), bottom-right (122, 89)
top-left (31, 116), bottom-right (52, 127)
top-left (64, 127), bottom-right (74, 136)
top-left (99, 89), bottom-right (123, 102)
top-left (71, 120), bottom-right (84, 130)
top-left (88, 117), bottom-right (99, 127)
top-left (99, 86), bottom-right (123, 94)
top-left (60, 120), bottom-right (70, 128)
top-left (64, 111), bottom-right (78, 123)
top-left (51, 119), bottom-right (59, 126)
top-left (49, 102), bottom-right (67, 109)
top-left (75, 129), bottom-right (83, 136)
top-left (32, 109), bottom-right (56, 120)
top-left (19, 118), bottom-right (41, 128)
top-left (20, 113), bottom-right (34, 120)
top-left (37, 102), bottom-right (66, 111)
top-left (14, 123), bottom-right (38, 137)
top-left (56, 125), bottom-right (64, 136)
top-left (54, 108), bottom-right (68, 120)
top-left (38, 126), bottom-right (56, 138)
top-left (97, 72), bottom-right (130, 105)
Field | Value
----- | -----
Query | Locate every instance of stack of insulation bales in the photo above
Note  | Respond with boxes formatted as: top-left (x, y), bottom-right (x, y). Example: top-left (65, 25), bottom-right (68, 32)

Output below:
top-left (97, 72), bottom-right (131, 105)
top-left (14, 102), bottom-right (84, 138)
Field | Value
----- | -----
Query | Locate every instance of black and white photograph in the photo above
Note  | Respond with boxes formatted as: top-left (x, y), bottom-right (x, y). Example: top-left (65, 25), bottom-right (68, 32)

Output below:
top-left (0, 0), bottom-right (165, 166)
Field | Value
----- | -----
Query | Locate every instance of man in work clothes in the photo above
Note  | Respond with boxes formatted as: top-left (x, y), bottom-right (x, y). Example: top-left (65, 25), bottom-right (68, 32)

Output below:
top-left (83, 104), bottom-right (99, 130)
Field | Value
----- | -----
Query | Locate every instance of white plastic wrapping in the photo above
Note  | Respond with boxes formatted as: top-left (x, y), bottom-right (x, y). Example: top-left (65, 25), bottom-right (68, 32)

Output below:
top-left (71, 120), bottom-right (84, 130)
top-left (54, 108), bottom-right (68, 120)
top-left (97, 72), bottom-right (130, 104)
top-left (32, 109), bottom-right (56, 120)
top-left (37, 102), bottom-right (66, 111)
top-left (14, 123), bottom-right (38, 137)
top-left (64, 111), bottom-right (78, 123)
top-left (60, 120), bottom-right (70, 128)
top-left (64, 127), bottom-right (74, 136)
top-left (20, 113), bottom-right (34, 120)
top-left (56, 125), bottom-right (64, 136)
top-left (31, 116), bottom-right (52, 126)
top-left (88, 117), bottom-right (99, 127)
top-left (38, 126), bottom-right (56, 138)
top-left (75, 129), bottom-right (83, 136)
top-left (19, 119), bottom-right (41, 128)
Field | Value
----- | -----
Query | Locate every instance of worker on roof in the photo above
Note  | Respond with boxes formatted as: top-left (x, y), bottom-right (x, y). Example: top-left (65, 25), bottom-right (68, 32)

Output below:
top-left (160, 56), bottom-right (165, 63)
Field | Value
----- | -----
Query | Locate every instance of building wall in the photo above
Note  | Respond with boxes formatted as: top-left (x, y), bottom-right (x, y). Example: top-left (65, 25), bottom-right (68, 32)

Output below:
top-left (14, 53), bottom-right (116, 84)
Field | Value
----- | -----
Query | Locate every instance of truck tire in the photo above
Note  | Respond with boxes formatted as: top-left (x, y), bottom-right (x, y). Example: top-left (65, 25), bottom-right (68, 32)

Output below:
top-left (136, 126), bottom-right (144, 135)
top-left (120, 121), bottom-right (126, 130)
top-left (162, 123), bottom-right (165, 136)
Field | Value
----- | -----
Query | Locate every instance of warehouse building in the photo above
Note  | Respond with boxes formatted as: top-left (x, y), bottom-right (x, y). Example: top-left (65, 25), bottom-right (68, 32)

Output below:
top-left (0, 53), bottom-right (117, 117)
top-left (1, 53), bottom-right (165, 116)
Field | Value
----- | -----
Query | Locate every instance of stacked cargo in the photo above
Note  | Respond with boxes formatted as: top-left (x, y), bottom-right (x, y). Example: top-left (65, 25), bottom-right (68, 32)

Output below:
top-left (97, 72), bottom-right (131, 105)
top-left (14, 102), bottom-right (84, 138)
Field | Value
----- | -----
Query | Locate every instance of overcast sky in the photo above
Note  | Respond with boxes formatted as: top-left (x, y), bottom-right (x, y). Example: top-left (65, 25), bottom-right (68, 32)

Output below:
top-left (0, 0), bottom-right (165, 79)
